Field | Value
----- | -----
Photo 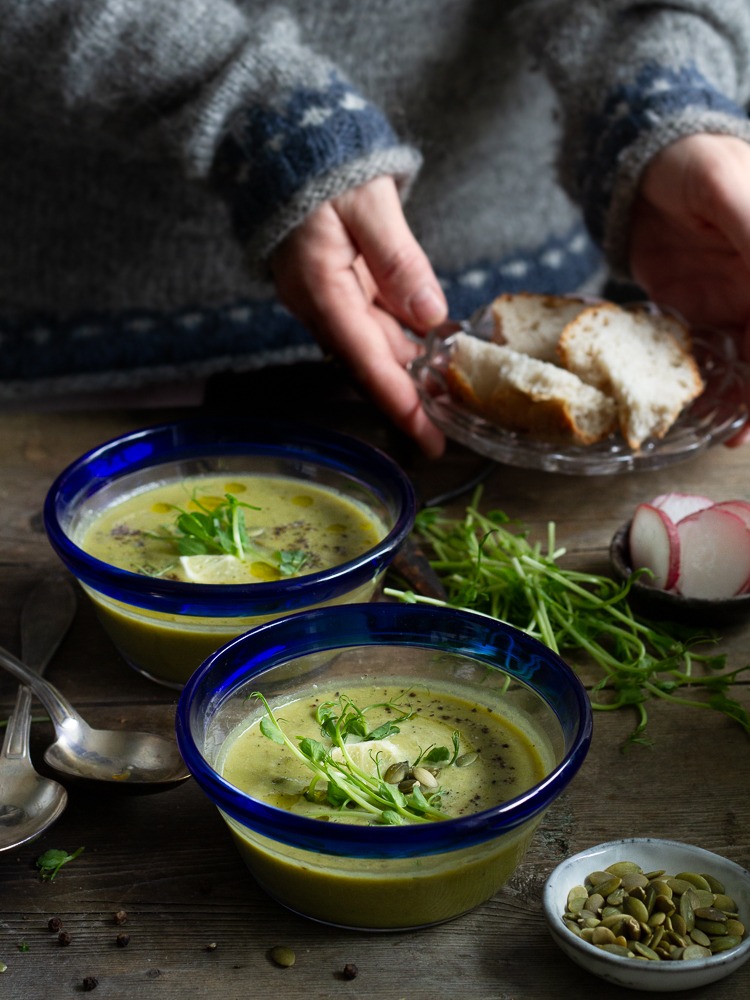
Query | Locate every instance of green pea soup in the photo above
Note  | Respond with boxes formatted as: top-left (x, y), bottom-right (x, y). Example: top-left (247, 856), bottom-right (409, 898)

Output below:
top-left (74, 473), bottom-right (388, 686)
top-left (216, 681), bottom-right (554, 929)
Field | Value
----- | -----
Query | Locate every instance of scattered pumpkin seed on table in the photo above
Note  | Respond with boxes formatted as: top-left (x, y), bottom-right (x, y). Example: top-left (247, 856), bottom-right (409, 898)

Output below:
top-left (563, 861), bottom-right (746, 961)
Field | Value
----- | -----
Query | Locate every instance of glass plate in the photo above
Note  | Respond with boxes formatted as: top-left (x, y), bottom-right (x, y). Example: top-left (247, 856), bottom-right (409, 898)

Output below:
top-left (409, 305), bottom-right (748, 475)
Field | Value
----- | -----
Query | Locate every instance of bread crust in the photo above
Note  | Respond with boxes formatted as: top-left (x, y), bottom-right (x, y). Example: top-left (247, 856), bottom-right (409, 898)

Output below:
top-left (444, 332), bottom-right (618, 445)
top-left (491, 292), bottom-right (590, 362)
top-left (557, 303), bottom-right (704, 449)
top-left (444, 294), bottom-right (705, 450)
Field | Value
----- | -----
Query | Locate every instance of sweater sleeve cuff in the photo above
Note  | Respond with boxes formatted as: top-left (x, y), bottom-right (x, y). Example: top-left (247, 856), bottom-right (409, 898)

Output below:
top-left (580, 62), bottom-right (750, 275)
top-left (210, 69), bottom-right (421, 268)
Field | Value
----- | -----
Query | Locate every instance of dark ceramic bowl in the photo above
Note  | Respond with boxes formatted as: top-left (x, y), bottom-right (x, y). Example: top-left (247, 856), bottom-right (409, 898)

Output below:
top-left (610, 521), bottom-right (750, 627)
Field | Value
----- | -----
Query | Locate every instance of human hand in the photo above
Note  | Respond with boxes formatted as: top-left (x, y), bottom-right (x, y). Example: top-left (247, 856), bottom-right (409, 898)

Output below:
top-left (270, 176), bottom-right (448, 457)
top-left (629, 134), bottom-right (750, 444)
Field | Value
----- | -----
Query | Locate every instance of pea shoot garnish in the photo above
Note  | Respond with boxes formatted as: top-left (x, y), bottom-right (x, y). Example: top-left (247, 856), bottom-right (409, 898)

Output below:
top-left (384, 488), bottom-right (750, 745)
top-left (35, 846), bottom-right (85, 881)
top-left (251, 692), bottom-right (462, 824)
top-left (149, 491), bottom-right (309, 578)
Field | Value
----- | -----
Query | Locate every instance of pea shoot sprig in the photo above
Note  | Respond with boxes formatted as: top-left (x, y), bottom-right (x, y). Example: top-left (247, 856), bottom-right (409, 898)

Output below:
top-left (251, 692), bottom-right (454, 824)
top-left (384, 488), bottom-right (750, 745)
top-left (150, 491), bottom-right (308, 576)
top-left (35, 846), bottom-right (85, 881)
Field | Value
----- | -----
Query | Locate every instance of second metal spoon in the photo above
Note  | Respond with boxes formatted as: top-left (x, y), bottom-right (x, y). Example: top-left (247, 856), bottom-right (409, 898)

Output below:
top-left (0, 636), bottom-right (191, 791)
top-left (0, 576), bottom-right (75, 851)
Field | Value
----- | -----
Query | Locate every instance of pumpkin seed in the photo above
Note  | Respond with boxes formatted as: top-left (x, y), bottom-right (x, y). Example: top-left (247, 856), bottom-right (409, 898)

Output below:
top-left (397, 778), bottom-right (419, 793)
top-left (592, 926), bottom-right (616, 945)
top-left (683, 944), bottom-right (712, 961)
top-left (714, 893), bottom-right (738, 913)
top-left (695, 918), bottom-right (728, 936)
top-left (700, 873), bottom-right (725, 894)
top-left (384, 761), bottom-right (409, 785)
top-left (560, 860), bottom-right (746, 964)
top-left (633, 942), bottom-right (661, 961)
top-left (587, 892), bottom-right (605, 914)
top-left (596, 878), bottom-right (623, 898)
top-left (623, 896), bottom-right (649, 923)
top-left (676, 872), bottom-right (712, 892)
top-left (679, 891), bottom-right (695, 932)
top-left (650, 879), bottom-right (673, 898)
top-left (607, 862), bottom-right (642, 877)
top-left (667, 878), bottom-right (694, 895)
top-left (411, 766), bottom-right (439, 789)
top-left (710, 934), bottom-right (743, 953)
top-left (587, 871), bottom-right (616, 889)
top-left (689, 929), bottom-right (711, 948)
top-left (598, 943), bottom-right (633, 957)
top-left (269, 946), bottom-right (296, 968)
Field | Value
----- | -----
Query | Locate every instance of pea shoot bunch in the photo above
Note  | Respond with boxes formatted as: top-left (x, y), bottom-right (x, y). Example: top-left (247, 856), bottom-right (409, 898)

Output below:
top-left (151, 492), bottom-right (308, 575)
top-left (384, 489), bottom-right (750, 744)
top-left (252, 692), bottom-right (457, 824)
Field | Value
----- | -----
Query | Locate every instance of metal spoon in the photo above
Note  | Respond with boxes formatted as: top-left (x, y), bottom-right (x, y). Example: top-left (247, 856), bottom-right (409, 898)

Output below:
top-left (0, 642), bottom-right (191, 792)
top-left (0, 576), bottom-right (75, 851)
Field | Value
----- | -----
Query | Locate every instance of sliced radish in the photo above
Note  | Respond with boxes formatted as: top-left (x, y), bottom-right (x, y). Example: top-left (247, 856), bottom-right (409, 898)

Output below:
top-left (675, 507), bottom-right (750, 599)
top-left (713, 499), bottom-right (750, 531)
top-left (629, 503), bottom-right (680, 590)
top-left (651, 492), bottom-right (714, 523)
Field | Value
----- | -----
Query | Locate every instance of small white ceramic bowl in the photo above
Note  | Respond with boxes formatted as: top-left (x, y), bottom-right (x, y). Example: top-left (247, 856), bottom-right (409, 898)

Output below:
top-left (543, 838), bottom-right (750, 992)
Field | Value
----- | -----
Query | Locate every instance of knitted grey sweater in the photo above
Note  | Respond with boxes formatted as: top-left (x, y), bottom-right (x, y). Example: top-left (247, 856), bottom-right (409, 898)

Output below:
top-left (2, 0), bottom-right (750, 401)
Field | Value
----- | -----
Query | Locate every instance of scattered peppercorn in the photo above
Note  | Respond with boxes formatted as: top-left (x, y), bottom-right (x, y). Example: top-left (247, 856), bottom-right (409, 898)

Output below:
top-left (113, 910), bottom-right (128, 925)
top-left (115, 933), bottom-right (130, 948)
top-left (82, 976), bottom-right (98, 991)
top-left (342, 963), bottom-right (359, 980)
top-left (47, 917), bottom-right (63, 933)
top-left (57, 931), bottom-right (71, 947)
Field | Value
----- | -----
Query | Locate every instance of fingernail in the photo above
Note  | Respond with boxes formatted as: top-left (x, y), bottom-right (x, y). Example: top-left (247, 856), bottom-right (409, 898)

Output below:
top-left (409, 285), bottom-right (447, 328)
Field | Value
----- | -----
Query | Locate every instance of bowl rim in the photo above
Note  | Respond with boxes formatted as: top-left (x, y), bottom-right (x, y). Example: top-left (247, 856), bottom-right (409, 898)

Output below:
top-left (43, 416), bottom-right (416, 616)
top-left (175, 601), bottom-right (593, 858)
top-left (543, 836), bottom-right (750, 985)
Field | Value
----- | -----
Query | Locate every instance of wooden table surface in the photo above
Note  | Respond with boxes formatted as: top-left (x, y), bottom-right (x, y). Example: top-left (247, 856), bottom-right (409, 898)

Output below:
top-left (1, 366), bottom-right (749, 1000)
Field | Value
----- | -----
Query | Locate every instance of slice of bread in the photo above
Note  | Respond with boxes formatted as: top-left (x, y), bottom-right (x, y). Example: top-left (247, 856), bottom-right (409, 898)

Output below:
top-left (624, 303), bottom-right (693, 351)
top-left (445, 332), bottom-right (619, 445)
top-left (491, 292), bottom-right (590, 362)
top-left (557, 303), bottom-right (704, 449)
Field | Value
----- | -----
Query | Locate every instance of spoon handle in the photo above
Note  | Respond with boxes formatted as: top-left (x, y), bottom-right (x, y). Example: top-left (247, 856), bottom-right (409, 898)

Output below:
top-left (0, 685), bottom-right (33, 759)
top-left (0, 645), bottom-right (84, 731)
top-left (2, 576), bottom-right (78, 759)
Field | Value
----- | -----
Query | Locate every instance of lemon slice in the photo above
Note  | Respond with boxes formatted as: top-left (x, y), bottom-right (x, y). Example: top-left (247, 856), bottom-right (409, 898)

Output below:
top-left (179, 554), bottom-right (255, 584)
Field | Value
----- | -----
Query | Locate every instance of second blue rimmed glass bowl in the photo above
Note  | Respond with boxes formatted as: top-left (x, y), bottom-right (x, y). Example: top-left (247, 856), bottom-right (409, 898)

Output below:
top-left (176, 602), bottom-right (593, 930)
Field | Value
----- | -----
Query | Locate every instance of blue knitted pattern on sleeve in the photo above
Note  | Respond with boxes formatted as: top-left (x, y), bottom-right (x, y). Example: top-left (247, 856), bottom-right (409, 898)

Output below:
top-left (440, 224), bottom-right (602, 317)
top-left (0, 222), bottom-right (603, 384)
top-left (581, 62), bottom-right (748, 243)
top-left (1, 300), bottom-right (314, 380)
top-left (212, 70), bottom-right (404, 239)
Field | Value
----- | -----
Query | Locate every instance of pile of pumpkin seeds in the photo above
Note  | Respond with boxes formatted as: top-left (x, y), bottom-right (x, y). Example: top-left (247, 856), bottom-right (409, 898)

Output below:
top-left (562, 861), bottom-right (746, 961)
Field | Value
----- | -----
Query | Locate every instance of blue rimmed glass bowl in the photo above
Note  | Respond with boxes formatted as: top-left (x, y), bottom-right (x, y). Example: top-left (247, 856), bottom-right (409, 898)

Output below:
top-left (43, 418), bottom-right (415, 688)
top-left (176, 602), bottom-right (593, 931)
